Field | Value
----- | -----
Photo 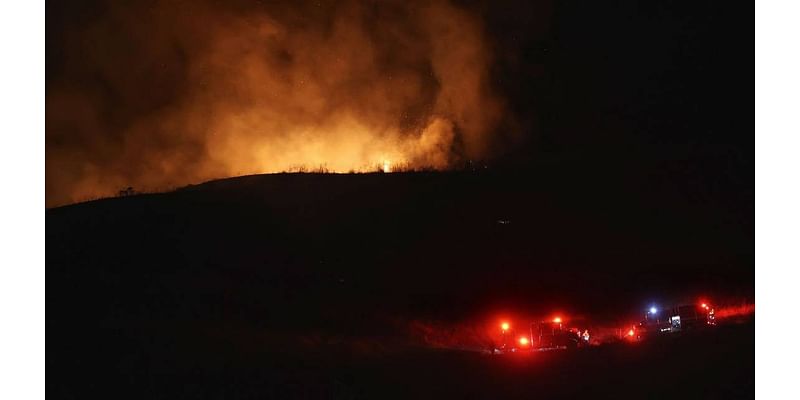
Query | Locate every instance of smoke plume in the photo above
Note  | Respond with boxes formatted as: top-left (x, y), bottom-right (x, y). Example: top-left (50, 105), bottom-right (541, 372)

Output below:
top-left (46, 0), bottom-right (505, 206)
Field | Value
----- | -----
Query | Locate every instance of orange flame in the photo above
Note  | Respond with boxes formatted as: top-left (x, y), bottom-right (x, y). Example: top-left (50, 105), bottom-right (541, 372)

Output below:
top-left (45, 0), bottom-right (505, 207)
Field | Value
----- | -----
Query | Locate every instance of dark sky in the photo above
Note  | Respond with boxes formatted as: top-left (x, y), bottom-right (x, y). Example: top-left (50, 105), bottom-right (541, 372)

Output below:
top-left (46, 0), bottom-right (752, 207)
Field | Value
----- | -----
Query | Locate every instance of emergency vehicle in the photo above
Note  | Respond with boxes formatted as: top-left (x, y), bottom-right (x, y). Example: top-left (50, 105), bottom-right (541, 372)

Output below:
top-left (635, 302), bottom-right (716, 339)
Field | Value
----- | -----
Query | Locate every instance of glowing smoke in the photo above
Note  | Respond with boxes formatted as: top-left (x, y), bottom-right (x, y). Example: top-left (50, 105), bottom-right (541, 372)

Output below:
top-left (46, 0), bottom-right (505, 206)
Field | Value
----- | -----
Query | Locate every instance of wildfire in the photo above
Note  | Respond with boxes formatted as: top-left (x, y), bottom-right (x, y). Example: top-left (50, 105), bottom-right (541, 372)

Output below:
top-left (45, 0), bottom-right (505, 207)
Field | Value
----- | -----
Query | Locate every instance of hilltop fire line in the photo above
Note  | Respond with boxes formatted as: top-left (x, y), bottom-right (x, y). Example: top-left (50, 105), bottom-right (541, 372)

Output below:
top-left (472, 300), bottom-right (746, 355)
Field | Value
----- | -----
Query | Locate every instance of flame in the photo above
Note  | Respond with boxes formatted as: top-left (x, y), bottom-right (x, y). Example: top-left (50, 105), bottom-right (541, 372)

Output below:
top-left (45, 0), bottom-right (505, 207)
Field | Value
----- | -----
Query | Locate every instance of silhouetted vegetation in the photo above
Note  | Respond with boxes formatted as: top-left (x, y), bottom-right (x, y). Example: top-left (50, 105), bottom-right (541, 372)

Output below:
top-left (117, 186), bottom-right (136, 197)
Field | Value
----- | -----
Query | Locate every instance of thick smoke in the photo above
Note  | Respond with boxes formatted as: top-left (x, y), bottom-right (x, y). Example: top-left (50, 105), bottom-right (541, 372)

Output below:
top-left (46, 0), bottom-right (504, 206)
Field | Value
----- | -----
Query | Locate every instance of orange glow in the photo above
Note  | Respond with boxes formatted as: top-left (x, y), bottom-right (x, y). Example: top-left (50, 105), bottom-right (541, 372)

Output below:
top-left (552, 317), bottom-right (562, 324)
top-left (518, 337), bottom-right (529, 346)
top-left (701, 303), bottom-right (708, 309)
top-left (627, 329), bottom-right (635, 337)
top-left (45, 0), bottom-right (506, 207)
top-left (501, 322), bottom-right (510, 331)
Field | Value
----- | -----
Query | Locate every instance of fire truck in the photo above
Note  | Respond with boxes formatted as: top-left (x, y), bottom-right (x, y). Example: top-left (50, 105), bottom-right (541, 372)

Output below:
top-left (530, 318), bottom-right (584, 351)
top-left (491, 317), bottom-right (588, 354)
top-left (635, 302), bottom-right (716, 339)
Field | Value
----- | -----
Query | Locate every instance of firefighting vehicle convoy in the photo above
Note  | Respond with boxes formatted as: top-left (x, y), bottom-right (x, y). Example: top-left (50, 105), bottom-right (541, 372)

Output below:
top-left (490, 301), bottom-right (718, 354)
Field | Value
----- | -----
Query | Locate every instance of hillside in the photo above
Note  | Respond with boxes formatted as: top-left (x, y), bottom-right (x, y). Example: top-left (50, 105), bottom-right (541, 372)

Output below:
top-left (47, 154), bottom-right (752, 397)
